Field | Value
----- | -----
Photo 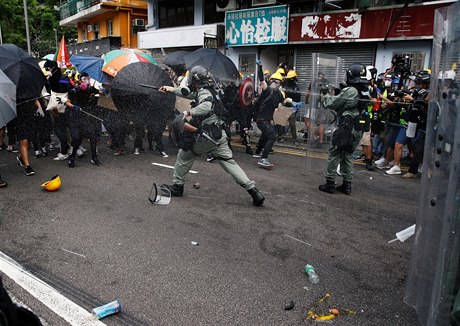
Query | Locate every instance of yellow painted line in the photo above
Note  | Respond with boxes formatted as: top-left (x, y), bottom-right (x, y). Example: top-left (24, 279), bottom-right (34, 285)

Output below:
top-left (231, 141), bottom-right (410, 171)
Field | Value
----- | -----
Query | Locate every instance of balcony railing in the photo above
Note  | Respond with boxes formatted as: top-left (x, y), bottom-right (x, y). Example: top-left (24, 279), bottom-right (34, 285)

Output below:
top-left (60, 0), bottom-right (102, 20)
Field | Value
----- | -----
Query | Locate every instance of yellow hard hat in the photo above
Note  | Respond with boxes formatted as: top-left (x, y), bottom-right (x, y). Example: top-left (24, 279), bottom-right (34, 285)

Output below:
top-left (269, 72), bottom-right (283, 81)
top-left (41, 175), bottom-right (61, 192)
top-left (276, 67), bottom-right (286, 76)
top-left (264, 69), bottom-right (271, 75)
top-left (286, 70), bottom-right (297, 79)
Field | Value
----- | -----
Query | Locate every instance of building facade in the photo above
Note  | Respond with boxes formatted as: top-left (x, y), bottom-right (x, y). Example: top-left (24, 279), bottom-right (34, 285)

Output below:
top-left (138, 0), bottom-right (454, 97)
top-left (59, 0), bottom-right (148, 56)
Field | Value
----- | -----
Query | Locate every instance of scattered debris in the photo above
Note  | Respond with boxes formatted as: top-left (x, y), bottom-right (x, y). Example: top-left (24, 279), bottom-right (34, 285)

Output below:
top-left (191, 241), bottom-right (199, 246)
top-left (193, 182), bottom-right (200, 189)
top-left (92, 300), bottom-right (121, 319)
top-left (61, 248), bottom-right (86, 258)
top-left (305, 293), bottom-right (356, 322)
top-left (284, 300), bottom-right (295, 310)
top-left (148, 182), bottom-right (171, 205)
top-left (388, 224), bottom-right (416, 243)
top-left (285, 234), bottom-right (311, 246)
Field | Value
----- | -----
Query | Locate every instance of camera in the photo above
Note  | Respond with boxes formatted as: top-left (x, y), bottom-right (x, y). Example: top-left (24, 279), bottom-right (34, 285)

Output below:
top-left (392, 54), bottom-right (411, 78)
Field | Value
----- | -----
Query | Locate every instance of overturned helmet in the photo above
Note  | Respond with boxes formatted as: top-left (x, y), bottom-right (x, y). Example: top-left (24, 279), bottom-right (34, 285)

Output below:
top-left (346, 63), bottom-right (368, 85)
top-left (41, 175), bottom-right (61, 192)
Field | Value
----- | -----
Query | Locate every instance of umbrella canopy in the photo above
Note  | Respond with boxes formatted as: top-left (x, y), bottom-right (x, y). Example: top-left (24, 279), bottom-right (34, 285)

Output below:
top-left (0, 69), bottom-right (17, 128)
top-left (164, 50), bottom-right (189, 75)
top-left (70, 55), bottom-right (109, 83)
top-left (43, 53), bottom-right (55, 61)
top-left (111, 62), bottom-right (175, 119)
top-left (56, 36), bottom-right (71, 69)
top-left (102, 49), bottom-right (156, 77)
top-left (184, 48), bottom-right (239, 83)
top-left (0, 44), bottom-right (46, 100)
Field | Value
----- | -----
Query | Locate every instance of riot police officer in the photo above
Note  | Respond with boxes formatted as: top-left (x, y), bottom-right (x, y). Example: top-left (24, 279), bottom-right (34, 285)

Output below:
top-left (318, 64), bottom-right (370, 195)
top-left (159, 66), bottom-right (265, 206)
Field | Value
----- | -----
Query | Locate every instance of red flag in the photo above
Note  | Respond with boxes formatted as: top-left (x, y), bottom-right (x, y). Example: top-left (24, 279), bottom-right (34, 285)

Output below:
top-left (56, 36), bottom-right (71, 68)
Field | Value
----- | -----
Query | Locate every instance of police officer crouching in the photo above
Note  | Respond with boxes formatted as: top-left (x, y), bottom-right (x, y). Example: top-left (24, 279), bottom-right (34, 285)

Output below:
top-left (318, 64), bottom-right (370, 195)
top-left (159, 66), bottom-right (265, 206)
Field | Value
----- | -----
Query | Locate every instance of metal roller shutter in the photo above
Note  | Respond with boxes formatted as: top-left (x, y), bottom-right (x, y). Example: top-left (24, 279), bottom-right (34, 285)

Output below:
top-left (295, 43), bottom-right (376, 103)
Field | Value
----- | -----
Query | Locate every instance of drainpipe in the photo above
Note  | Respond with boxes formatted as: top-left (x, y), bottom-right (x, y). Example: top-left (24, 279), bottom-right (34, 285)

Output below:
top-left (145, 0), bottom-right (156, 30)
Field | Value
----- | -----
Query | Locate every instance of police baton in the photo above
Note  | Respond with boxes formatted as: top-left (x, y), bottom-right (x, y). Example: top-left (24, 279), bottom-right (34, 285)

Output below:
top-left (79, 108), bottom-right (104, 122)
top-left (139, 84), bottom-right (159, 90)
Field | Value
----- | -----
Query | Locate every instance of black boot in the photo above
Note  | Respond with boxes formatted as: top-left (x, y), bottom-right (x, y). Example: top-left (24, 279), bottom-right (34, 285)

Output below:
top-left (318, 180), bottom-right (336, 194)
top-left (91, 156), bottom-right (102, 166)
top-left (68, 157), bottom-right (75, 168)
top-left (245, 146), bottom-right (254, 155)
top-left (160, 184), bottom-right (184, 197)
top-left (336, 181), bottom-right (352, 195)
top-left (248, 187), bottom-right (265, 206)
top-left (365, 158), bottom-right (374, 171)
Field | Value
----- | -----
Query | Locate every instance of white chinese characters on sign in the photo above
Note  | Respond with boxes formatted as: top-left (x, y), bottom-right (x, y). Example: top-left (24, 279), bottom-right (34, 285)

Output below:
top-left (301, 13), bottom-right (361, 39)
top-left (226, 15), bottom-right (288, 45)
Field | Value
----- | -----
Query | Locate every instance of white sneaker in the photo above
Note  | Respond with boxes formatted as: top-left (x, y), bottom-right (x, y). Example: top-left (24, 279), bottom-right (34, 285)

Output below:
top-left (134, 148), bottom-right (140, 155)
top-left (53, 153), bottom-right (69, 161)
top-left (76, 149), bottom-right (84, 157)
top-left (376, 159), bottom-right (390, 170)
top-left (159, 151), bottom-right (168, 158)
top-left (385, 165), bottom-right (401, 175)
top-left (34, 150), bottom-right (41, 157)
top-left (79, 145), bottom-right (87, 153)
top-left (374, 157), bottom-right (385, 165)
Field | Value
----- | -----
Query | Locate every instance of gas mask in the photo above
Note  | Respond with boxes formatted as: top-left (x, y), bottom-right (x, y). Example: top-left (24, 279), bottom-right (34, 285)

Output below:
top-left (79, 76), bottom-right (90, 91)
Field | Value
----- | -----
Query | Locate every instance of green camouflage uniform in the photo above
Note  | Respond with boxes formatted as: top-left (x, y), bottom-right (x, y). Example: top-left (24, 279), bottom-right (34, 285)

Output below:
top-left (171, 87), bottom-right (255, 190)
top-left (321, 87), bottom-right (362, 183)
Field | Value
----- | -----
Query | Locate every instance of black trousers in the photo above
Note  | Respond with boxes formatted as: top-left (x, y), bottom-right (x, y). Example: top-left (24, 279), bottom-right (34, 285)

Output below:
top-left (256, 120), bottom-right (276, 159)
top-left (53, 113), bottom-right (70, 155)
top-left (68, 118), bottom-right (98, 159)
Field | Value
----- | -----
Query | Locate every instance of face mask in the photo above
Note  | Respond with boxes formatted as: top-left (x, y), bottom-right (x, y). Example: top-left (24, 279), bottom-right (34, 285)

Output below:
top-left (384, 80), bottom-right (392, 87)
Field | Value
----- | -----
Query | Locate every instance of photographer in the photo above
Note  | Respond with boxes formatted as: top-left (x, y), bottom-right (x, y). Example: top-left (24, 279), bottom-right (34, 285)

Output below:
top-left (400, 70), bottom-right (431, 178)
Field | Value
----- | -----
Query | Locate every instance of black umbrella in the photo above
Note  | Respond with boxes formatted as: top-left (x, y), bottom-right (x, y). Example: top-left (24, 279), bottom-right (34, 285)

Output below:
top-left (0, 44), bottom-right (46, 100)
top-left (111, 62), bottom-right (175, 119)
top-left (164, 50), bottom-right (189, 76)
top-left (184, 48), bottom-right (239, 83)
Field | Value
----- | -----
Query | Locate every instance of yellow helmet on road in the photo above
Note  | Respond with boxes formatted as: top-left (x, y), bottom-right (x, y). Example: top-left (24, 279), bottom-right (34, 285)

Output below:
top-left (286, 70), bottom-right (297, 79)
top-left (269, 72), bottom-right (283, 81)
top-left (41, 175), bottom-right (61, 192)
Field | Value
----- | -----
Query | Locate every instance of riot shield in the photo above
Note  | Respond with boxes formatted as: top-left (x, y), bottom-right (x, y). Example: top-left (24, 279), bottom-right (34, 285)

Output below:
top-left (404, 2), bottom-right (460, 325)
top-left (305, 53), bottom-right (343, 170)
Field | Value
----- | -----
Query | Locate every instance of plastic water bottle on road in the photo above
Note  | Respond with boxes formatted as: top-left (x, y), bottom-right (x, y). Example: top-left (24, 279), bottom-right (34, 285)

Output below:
top-left (305, 264), bottom-right (320, 284)
top-left (92, 300), bottom-right (121, 319)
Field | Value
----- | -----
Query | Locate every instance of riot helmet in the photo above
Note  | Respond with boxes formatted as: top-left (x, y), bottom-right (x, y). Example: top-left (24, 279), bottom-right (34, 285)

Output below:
top-left (189, 65), bottom-right (211, 89)
top-left (415, 70), bottom-right (430, 85)
top-left (365, 65), bottom-right (377, 81)
top-left (346, 63), bottom-right (368, 85)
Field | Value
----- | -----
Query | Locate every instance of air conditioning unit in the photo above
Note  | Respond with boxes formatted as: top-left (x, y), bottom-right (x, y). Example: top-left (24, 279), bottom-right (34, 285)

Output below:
top-left (87, 25), bottom-right (93, 33)
top-left (252, 0), bottom-right (276, 6)
top-left (133, 19), bottom-right (145, 26)
top-left (216, 0), bottom-right (237, 12)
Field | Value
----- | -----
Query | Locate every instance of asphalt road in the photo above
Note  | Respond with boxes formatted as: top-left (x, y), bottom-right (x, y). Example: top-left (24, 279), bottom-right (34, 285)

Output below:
top-left (0, 137), bottom-right (419, 325)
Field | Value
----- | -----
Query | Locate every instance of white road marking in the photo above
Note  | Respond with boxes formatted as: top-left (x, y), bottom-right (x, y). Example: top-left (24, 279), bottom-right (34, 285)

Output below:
top-left (284, 234), bottom-right (312, 246)
top-left (62, 248), bottom-right (86, 258)
top-left (0, 251), bottom-right (105, 326)
top-left (151, 162), bottom-right (198, 174)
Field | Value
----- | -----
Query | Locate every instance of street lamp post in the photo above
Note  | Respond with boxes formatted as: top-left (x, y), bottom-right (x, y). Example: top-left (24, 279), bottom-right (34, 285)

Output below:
top-left (23, 0), bottom-right (32, 54)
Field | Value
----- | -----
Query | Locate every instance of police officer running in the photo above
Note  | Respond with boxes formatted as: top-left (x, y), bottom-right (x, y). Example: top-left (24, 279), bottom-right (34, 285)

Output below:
top-left (159, 66), bottom-right (265, 206)
top-left (318, 64), bottom-right (370, 195)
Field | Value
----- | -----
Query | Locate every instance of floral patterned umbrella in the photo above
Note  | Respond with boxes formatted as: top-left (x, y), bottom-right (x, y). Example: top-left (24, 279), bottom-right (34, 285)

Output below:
top-left (102, 49), bottom-right (156, 77)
